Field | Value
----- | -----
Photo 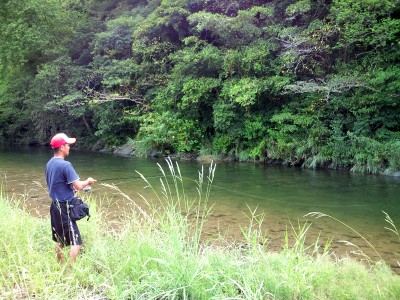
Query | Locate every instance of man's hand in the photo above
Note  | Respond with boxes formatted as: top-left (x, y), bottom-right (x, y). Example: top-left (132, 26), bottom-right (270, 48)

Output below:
top-left (73, 177), bottom-right (96, 191)
top-left (87, 177), bottom-right (96, 185)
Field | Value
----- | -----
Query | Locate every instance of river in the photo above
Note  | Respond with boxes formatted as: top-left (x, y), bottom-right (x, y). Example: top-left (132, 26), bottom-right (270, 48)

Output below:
top-left (1, 145), bottom-right (399, 273)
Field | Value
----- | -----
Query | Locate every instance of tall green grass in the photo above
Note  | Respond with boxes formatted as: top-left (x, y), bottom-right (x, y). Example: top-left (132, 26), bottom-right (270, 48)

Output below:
top-left (1, 159), bottom-right (399, 299)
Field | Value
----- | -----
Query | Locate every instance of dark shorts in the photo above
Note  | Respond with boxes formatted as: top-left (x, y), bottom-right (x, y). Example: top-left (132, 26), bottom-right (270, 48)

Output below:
top-left (50, 201), bottom-right (82, 246)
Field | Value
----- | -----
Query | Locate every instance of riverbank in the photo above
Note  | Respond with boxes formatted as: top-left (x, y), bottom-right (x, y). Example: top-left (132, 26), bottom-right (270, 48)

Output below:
top-left (1, 163), bottom-right (399, 299)
top-left (109, 140), bottom-right (400, 177)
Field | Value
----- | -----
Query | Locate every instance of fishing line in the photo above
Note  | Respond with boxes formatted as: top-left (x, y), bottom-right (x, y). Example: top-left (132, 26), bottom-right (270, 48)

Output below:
top-left (179, 176), bottom-right (372, 208)
top-left (91, 173), bottom-right (372, 208)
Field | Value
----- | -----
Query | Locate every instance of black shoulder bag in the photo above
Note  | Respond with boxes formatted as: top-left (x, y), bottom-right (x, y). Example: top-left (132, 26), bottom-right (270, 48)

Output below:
top-left (69, 196), bottom-right (91, 221)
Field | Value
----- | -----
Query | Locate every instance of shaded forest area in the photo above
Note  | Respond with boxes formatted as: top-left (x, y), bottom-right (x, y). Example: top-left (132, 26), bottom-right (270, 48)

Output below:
top-left (1, 0), bottom-right (399, 173)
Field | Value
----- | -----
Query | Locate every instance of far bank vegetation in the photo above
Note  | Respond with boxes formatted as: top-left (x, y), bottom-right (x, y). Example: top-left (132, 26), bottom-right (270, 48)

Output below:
top-left (1, 0), bottom-right (399, 174)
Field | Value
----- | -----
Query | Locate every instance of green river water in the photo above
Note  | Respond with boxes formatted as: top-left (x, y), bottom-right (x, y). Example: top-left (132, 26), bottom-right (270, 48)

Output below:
top-left (1, 145), bottom-right (399, 273)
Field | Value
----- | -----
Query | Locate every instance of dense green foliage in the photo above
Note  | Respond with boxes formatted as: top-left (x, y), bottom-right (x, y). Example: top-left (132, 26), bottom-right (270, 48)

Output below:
top-left (1, 0), bottom-right (399, 173)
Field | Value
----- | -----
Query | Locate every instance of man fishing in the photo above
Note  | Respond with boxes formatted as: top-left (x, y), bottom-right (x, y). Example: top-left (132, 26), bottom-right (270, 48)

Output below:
top-left (45, 133), bottom-right (96, 264)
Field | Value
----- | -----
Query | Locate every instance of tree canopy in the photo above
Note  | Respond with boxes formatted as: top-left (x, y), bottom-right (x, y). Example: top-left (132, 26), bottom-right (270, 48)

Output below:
top-left (1, 0), bottom-right (399, 173)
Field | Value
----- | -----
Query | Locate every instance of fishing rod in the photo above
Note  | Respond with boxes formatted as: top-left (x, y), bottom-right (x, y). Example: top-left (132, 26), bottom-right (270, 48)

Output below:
top-left (96, 173), bottom-right (177, 182)
top-left (96, 175), bottom-right (143, 182)
top-left (83, 174), bottom-right (175, 192)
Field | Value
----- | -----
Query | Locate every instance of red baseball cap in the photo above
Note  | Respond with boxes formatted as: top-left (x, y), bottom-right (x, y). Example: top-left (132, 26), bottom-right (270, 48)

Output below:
top-left (50, 133), bottom-right (76, 149)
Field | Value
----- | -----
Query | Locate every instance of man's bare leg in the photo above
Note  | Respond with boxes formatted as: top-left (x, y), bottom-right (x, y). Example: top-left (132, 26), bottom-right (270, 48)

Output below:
top-left (70, 245), bottom-right (81, 261)
top-left (55, 243), bottom-right (64, 264)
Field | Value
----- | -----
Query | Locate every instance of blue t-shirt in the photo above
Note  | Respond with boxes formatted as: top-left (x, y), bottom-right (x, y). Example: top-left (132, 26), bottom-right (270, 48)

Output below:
top-left (46, 158), bottom-right (79, 202)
